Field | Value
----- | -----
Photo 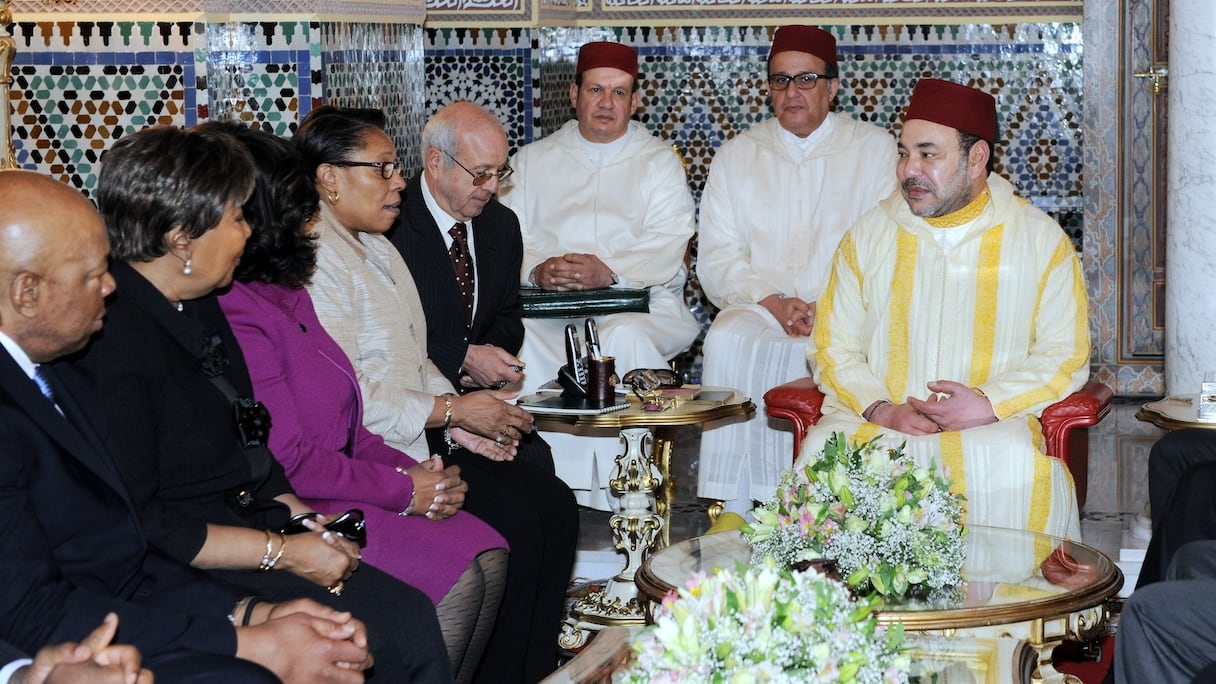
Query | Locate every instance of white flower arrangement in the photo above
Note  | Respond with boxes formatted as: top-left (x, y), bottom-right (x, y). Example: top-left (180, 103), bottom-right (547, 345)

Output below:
top-left (620, 559), bottom-right (909, 684)
top-left (744, 433), bottom-right (967, 597)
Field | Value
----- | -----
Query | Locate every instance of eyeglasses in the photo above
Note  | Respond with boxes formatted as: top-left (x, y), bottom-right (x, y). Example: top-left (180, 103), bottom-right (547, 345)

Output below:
top-left (766, 72), bottom-right (832, 91)
top-left (328, 160), bottom-right (403, 180)
top-left (443, 150), bottom-right (514, 186)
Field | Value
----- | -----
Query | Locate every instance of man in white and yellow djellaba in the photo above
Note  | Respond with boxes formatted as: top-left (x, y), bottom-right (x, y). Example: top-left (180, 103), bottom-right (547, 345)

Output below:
top-left (800, 78), bottom-right (1089, 540)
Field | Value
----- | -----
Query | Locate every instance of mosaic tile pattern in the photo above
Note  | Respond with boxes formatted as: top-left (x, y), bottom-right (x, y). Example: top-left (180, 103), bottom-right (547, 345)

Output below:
top-left (321, 21), bottom-right (427, 172)
top-left (203, 21), bottom-right (320, 136)
top-left (529, 25), bottom-right (1084, 210)
top-left (9, 20), bottom-right (197, 194)
top-left (422, 27), bottom-right (532, 164)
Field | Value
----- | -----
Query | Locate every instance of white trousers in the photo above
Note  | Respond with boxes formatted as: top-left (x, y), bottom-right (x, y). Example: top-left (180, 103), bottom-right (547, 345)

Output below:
top-left (696, 304), bottom-right (812, 502)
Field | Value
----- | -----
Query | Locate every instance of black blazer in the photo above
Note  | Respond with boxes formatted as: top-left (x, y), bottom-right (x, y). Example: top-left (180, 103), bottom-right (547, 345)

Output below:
top-left (0, 347), bottom-right (238, 659)
top-left (391, 173), bottom-right (526, 389)
top-left (61, 262), bottom-right (293, 564)
top-left (0, 640), bottom-right (26, 667)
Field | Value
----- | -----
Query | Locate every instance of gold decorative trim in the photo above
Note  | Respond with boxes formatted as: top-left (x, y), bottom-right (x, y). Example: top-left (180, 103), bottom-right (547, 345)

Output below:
top-left (0, 0), bottom-right (17, 170)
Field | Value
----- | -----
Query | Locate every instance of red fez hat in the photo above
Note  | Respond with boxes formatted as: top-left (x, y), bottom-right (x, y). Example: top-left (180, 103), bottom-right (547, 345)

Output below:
top-left (576, 42), bottom-right (638, 79)
top-left (769, 25), bottom-right (837, 68)
top-left (903, 78), bottom-right (998, 144)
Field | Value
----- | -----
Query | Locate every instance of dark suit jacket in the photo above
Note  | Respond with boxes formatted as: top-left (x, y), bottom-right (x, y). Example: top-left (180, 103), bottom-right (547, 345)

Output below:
top-left (0, 347), bottom-right (238, 659)
top-left (391, 174), bottom-right (555, 472)
top-left (391, 173), bottom-right (525, 390)
top-left (61, 262), bottom-right (294, 564)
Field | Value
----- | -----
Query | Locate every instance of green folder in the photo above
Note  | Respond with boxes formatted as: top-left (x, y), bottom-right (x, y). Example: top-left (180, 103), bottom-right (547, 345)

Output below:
top-left (519, 286), bottom-right (650, 318)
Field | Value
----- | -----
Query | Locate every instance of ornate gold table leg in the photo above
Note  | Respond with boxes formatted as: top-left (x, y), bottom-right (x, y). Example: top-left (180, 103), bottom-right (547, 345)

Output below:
top-left (561, 427), bottom-right (663, 650)
top-left (1028, 603), bottom-right (1111, 684)
top-left (651, 427), bottom-right (677, 548)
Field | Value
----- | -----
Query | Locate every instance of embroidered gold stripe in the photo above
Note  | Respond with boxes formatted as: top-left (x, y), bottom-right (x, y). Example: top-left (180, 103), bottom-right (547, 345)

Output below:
top-left (939, 431), bottom-right (967, 520)
top-left (887, 228), bottom-right (917, 401)
top-left (995, 237), bottom-right (1090, 417)
top-left (814, 236), bottom-right (861, 412)
top-left (1028, 421), bottom-right (1053, 535)
top-left (855, 422), bottom-right (880, 443)
top-left (925, 186), bottom-right (991, 229)
top-left (969, 225), bottom-right (1004, 389)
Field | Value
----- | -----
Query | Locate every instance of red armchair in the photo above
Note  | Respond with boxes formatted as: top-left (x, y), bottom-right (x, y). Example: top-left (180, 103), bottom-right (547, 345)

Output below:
top-left (763, 378), bottom-right (1113, 509)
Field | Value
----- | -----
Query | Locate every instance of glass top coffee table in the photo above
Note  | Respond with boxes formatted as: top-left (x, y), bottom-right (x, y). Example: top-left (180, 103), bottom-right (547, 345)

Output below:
top-left (524, 386), bottom-right (754, 651)
top-left (636, 526), bottom-right (1122, 683)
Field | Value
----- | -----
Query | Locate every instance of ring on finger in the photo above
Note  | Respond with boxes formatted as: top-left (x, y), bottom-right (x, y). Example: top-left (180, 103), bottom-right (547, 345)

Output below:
top-left (328, 580), bottom-right (345, 596)
top-left (495, 434), bottom-right (504, 444)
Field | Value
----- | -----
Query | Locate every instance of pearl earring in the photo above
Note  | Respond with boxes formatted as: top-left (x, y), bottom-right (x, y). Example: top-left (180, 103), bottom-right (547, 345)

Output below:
top-left (182, 258), bottom-right (193, 276)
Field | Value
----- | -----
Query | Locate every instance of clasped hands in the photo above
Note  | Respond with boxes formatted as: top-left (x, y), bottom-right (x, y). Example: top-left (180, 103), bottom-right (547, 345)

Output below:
top-left (285, 513), bottom-right (363, 590)
top-left (402, 457), bottom-right (467, 521)
top-left (533, 253), bottom-right (614, 291)
top-left (866, 380), bottom-right (997, 435)
top-left (446, 390), bottom-right (535, 461)
top-left (16, 612), bottom-right (150, 684)
top-left (759, 294), bottom-right (815, 337)
top-left (237, 598), bottom-right (373, 684)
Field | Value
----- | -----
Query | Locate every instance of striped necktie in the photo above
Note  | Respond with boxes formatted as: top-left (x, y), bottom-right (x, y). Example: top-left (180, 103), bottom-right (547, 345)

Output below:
top-left (33, 365), bottom-right (58, 406)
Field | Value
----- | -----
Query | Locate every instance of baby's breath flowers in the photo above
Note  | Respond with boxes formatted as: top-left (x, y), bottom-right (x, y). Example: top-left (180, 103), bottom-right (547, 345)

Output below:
top-left (620, 559), bottom-right (909, 683)
top-left (744, 433), bottom-right (967, 597)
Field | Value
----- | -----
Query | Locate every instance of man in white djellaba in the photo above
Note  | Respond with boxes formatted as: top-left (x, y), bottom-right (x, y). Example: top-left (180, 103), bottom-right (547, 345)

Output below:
top-left (696, 25), bottom-right (896, 514)
top-left (499, 40), bottom-right (699, 509)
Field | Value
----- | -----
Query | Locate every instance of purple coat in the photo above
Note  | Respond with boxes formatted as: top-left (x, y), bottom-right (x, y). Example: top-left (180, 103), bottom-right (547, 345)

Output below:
top-left (220, 281), bottom-right (506, 603)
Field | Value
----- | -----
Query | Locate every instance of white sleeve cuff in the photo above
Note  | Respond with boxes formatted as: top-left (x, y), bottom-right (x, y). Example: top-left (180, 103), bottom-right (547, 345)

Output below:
top-left (0, 658), bottom-right (33, 684)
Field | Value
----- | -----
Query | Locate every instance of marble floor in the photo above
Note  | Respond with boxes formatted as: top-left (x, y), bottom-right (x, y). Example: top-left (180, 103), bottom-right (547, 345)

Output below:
top-left (572, 400), bottom-right (1167, 595)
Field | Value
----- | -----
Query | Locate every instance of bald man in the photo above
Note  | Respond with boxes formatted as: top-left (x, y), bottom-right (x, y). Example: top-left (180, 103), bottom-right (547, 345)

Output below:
top-left (0, 170), bottom-right (375, 684)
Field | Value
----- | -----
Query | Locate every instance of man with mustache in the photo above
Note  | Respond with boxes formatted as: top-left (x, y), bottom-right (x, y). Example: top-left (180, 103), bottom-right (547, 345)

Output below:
top-left (696, 25), bottom-right (897, 515)
top-left (499, 41), bottom-right (699, 510)
top-left (801, 78), bottom-right (1089, 540)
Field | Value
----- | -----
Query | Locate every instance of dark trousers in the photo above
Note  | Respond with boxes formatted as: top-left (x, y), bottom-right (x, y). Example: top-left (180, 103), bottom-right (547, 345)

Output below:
top-left (1138, 428), bottom-right (1216, 588)
top-left (144, 650), bottom-right (281, 684)
top-left (212, 561), bottom-right (452, 683)
top-left (1114, 541), bottom-right (1216, 683)
top-left (429, 431), bottom-right (578, 684)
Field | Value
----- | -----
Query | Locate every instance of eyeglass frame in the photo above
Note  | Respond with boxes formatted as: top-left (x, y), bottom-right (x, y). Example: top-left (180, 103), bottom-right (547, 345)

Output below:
top-left (766, 71), bottom-right (833, 91)
top-left (442, 150), bottom-right (514, 187)
top-left (327, 160), bottom-right (403, 180)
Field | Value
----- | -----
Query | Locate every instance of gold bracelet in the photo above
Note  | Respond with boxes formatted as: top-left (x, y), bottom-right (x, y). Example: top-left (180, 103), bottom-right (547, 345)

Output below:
top-left (256, 529), bottom-right (275, 571)
top-left (266, 533), bottom-right (287, 570)
top-left (442, 393), bottom-right (454, 429)
top-left (442, 393), bottom-right (457, 453)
